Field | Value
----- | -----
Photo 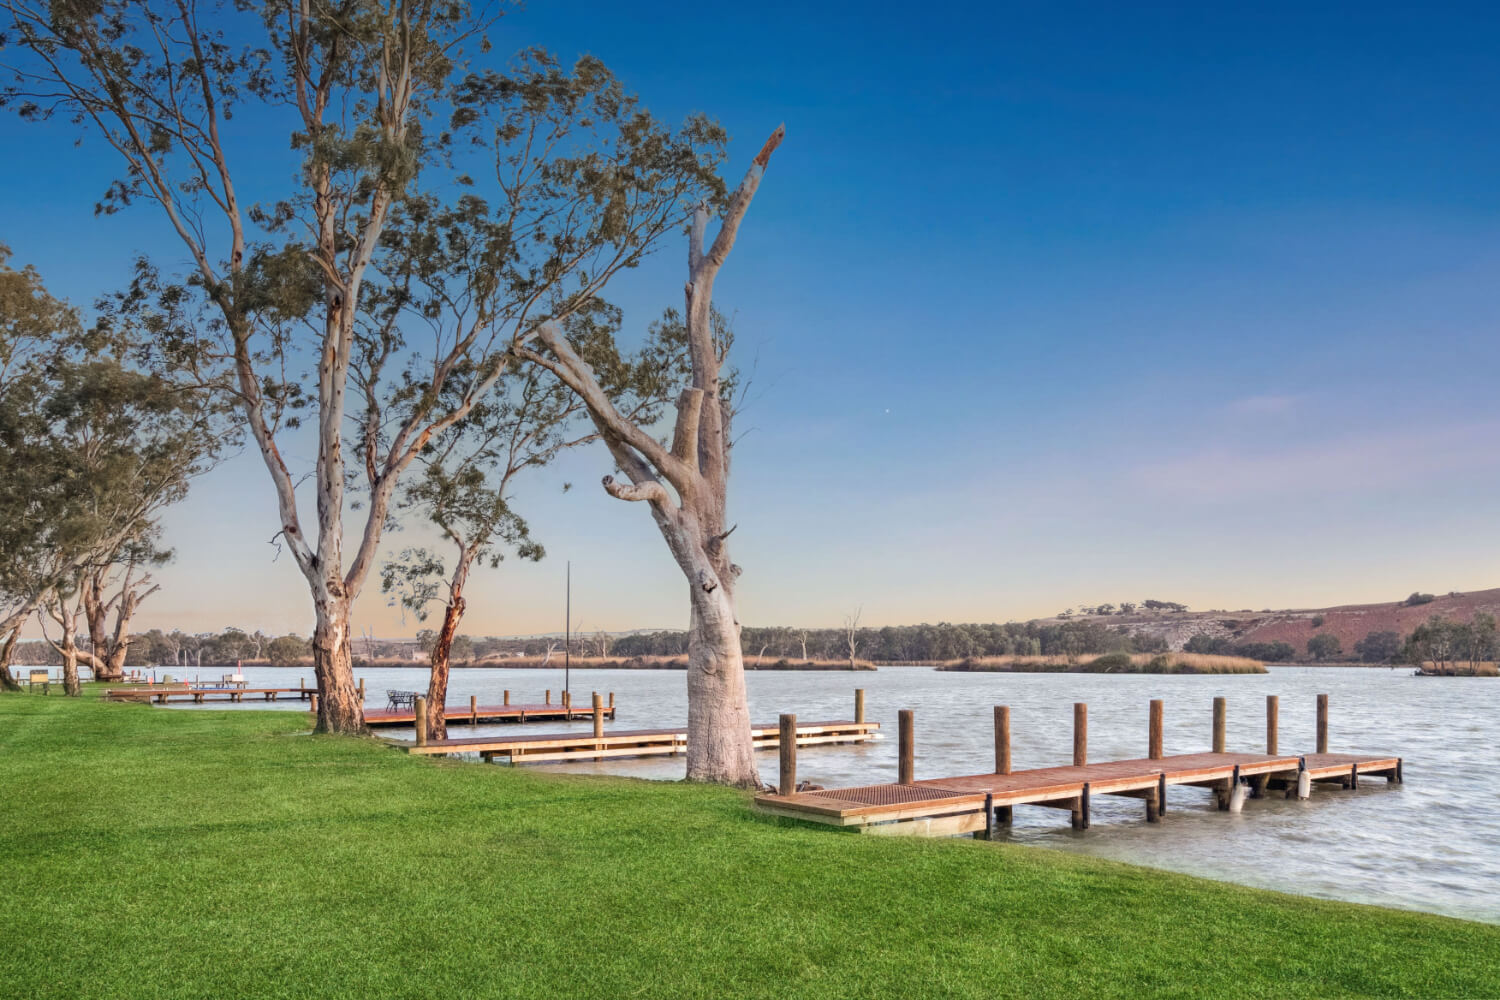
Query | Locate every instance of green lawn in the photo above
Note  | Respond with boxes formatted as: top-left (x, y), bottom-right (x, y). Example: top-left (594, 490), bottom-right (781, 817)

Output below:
top-left (3, 690), bottom-right (1497, 999)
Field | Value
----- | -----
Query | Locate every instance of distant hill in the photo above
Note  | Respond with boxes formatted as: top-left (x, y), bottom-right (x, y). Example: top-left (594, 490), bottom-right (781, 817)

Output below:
top-left (1047, 589), bottom-right (1500, 657)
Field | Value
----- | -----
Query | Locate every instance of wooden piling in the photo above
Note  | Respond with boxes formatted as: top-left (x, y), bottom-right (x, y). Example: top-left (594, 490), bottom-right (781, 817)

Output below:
top-left (546, 689), bottom-right (551, 705)
top-left (1145, 784), bottom-right (1160, 823)
top-left (1212, 696), bottom-right (1227, 754)
top-left (470, 694), bottom-right (477, 725)
top-left (855, 688), bottom-right (866, 724)
top-left (1317, 693), bottom-right (1329, 753)
top-left (1266, 695), bottom-right (1279, 754)
top-left (1148, 699), bottom-right (1164, 760)
top-left (779, 713), bottom-right (797, 795)
top-left (358, 678), bottom-right (365, 702)
top-left (309, 693), bottom-right (318, 717)
top-left (415, 696), bottom-right (428, 748)
top-left (994, 706), bottom-right (1011, 775)
top-left (593, 693), bottom-right (605, 761)
top-left (1073, 703), bottom-right (1087, 767)
top-left (504, 689), bottom-right (510, 705)
top-left (898, 709), bottom-right (914, 785)
top-left (609, 691), bottom-right (615, 709)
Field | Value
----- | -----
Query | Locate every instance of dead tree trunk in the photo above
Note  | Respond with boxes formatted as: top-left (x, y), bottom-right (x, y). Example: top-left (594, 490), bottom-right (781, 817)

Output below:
top-left (518, 126), bottom-right (784, 787)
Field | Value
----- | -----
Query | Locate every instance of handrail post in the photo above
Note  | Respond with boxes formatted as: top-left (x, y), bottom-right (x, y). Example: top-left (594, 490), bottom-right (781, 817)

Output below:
top-left (778, 713), bottom-right (797, 795)
top-left (1073, 703), bottom-right (1087, 767)
top-left (995, 706), bottom-right (1011, 775)
top-left (593, 693), bottom-right (605, 761)
top-left (898, 709), bottom-right (914, 785)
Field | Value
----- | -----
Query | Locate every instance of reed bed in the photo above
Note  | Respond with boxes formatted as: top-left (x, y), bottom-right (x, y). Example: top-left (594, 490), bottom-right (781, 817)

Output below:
top-left (1415, 661), bottom-right (1499, 677)
top-left (937, 652), bottom-right (1267, 674)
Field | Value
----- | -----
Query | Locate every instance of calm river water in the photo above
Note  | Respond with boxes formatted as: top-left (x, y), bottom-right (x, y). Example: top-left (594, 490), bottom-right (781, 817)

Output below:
top-left (173, 663), bottom-right (1497, 924)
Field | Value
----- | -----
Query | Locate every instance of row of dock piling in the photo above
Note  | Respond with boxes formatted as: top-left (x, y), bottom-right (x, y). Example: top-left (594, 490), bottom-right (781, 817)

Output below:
top-left (760, 692), bottom-right (1401, 835)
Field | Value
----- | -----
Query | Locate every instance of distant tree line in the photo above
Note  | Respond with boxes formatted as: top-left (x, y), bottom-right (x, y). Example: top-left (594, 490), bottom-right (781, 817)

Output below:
top-left (613, 621), bottom-right (1172, 663)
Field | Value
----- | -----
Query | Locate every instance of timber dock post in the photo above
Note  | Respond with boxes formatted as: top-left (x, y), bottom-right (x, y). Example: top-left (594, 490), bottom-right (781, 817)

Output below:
top-left (1254, 695), bottom-right (1279, 798)
top-left (779, 714), bottom-right (797, 794)
top-left (994, 705), bottom-right (1012, 825)
top-left (1149, 699), bottom-right (1164, 760)
top-left (855, 688), bottom-right (865, 724)
top-left (609, 692), bottom-right (615, 709)
top-left (504, 690), bottom-right (510, 705)
top-left (898, 710), bottom-right (914, 785)
top-left (1073, 703), bottom-right (1087, 767)
top-left (470, 695), bottom-right (477, 725)
top-left (358, 678), bottom-right (365, 703)
top-left (309, 693), bottom-right (318, 716)
top-left (1317, 694), bottom-right (1329, 753)
top-left (546, 689), bottom-right (551, 705)
top-left (415, 696), bottom-right (428, 748)
top-left (1213, 696), bottom-right (1227, 754)
top-left (593, 693), bottom-right (604, 761)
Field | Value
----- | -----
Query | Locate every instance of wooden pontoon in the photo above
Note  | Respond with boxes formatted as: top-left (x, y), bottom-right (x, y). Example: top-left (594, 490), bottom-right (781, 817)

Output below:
top-left (395, 719), bottom-right (879, 764)
top-left (754, 694), bottom-right (1403, 836)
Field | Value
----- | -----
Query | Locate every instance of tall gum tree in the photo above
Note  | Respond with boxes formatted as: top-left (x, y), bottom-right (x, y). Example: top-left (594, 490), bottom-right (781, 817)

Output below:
top-left (514, 126), bottom-right (784, 786)
top-left (1, 4), bottom-right (725, 730)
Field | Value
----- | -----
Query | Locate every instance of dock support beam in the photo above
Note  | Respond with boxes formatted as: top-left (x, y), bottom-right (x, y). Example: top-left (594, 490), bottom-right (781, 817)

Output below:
top-left (1317, 693), bottom-right (1329, 753)
top-left (594, 694), bottom-right (605, 761)
top-left (1213, 696), bottom-right (1227, 754)
top-left (1073, 703), bottom-right (1087, 767)
top-left (855, 688), bottom-right (865, 724)
top-left (415, 696), bottom-right (428, 748)
top-left (1072, 783), bottom-right (1091, 830)
top-left (779, 713), bottom-right (797, 795)
top-left (1253, 695), bottom-right (1278, 798)
top-left (1148, 699), bottom-right (1163, 760)
top-left (898, 709), bottom-right (914, 785)
top-left (994, 706), bottom-right (1013, 824)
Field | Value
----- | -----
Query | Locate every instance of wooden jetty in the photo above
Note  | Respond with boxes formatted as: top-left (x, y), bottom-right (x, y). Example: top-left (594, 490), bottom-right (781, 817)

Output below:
top-left (104, 685), bottom-right (314, 704)
top-left (395, 689), bottom-right (878, 764)
top-left (363, 695), bottom-right (616, 728)
top-left (398, 719), bottom-right (878, 764)
top-left (755, 694), bottom-right (1402, 836)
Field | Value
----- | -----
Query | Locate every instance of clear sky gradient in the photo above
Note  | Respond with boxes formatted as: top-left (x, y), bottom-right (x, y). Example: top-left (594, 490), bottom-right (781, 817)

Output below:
top-left (4, 2), bottom-right (1500, 638)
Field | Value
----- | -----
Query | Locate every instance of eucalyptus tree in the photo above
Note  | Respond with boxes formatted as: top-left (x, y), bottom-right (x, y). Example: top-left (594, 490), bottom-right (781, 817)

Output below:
top-left (1, 3), bottom-right (726, 730)
top-left (383, 305), bottom-right (685, 739)
top-left (78, 547), bottom-right (165, 681)
top-left (512, 127), bottom-right (784, 786)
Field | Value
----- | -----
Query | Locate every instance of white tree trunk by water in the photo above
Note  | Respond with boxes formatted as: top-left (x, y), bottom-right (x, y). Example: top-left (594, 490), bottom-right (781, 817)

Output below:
top-left (518, 126), bottom-right (784, 787)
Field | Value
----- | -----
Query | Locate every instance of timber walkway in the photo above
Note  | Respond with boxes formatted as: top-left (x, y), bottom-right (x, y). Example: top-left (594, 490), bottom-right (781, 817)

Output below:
top-left (364, 699), bottom-right (615, 727)
top-left (104, 685), bottom-right (313, 704)
top-left (394, 719), bottom-right (879, 764)
top-left (755, 694), bottom-right (1402, 836)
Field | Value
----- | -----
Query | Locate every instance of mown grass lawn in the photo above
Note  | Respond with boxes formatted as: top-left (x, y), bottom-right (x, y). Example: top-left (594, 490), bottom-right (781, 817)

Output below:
top-left (2, 689), bottom-right (1497, 999)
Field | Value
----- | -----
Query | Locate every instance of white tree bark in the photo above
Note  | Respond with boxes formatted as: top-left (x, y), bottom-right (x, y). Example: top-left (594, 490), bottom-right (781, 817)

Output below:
top-left (517, 126), bottom-right (784, 786)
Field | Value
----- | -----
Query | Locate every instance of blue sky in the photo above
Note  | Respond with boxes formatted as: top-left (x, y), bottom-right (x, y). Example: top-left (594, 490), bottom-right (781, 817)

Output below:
top-left (5, 2), bottom-right (1500, 636)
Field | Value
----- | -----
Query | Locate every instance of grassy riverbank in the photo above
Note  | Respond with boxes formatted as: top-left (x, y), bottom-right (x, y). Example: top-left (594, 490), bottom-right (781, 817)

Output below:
top-left (938, 652), bottom-right (1267, 674)
top-left (3, 691), bottom-right (1495, 998)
